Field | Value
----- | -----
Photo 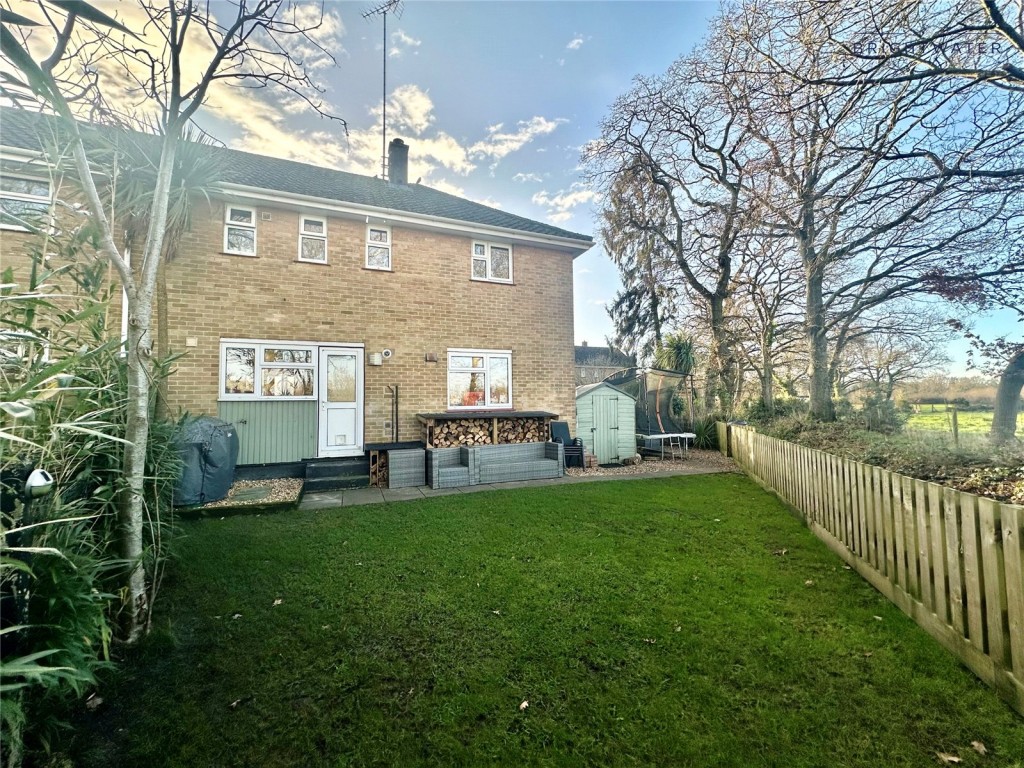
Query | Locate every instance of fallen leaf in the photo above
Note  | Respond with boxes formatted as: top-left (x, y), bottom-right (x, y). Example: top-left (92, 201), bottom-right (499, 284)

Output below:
top-left (843, 565), bottom-right (852, 570)
top-left (273, 598), bottom-right (283, 606)
top-left (936, 752), bottom-right (961, 765)
top-left (643, 638), bottom-right (656, 644)
top-left (231, 613), bottom-right (243, 620)
top-left (519, 700), bottom-right (529, 711)
top-left (804, 580), bottom-right (815, 587)
top-left (773, 548), bottom-right (788, 556)
top-left (492, 609), bottom-right (501, 616)
top-left (971, 741), bottom-right (987, 755)
top-left (863, 651), bottom-right (873, 658)
top-left (714, 518), bottom-right (721, 522)
top-left (674, 626), bottom-right (682, 632)
top-left (873, 615), bottom-right (883, 621)
top-left (230, 699), bottom-right (242, 709)
top-left (85, 695), bottom-right (103, 711)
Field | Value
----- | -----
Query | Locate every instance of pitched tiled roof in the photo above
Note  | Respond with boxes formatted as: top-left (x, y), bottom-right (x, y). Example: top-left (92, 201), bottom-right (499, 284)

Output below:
top-left (0, 108), bottom-right (593, 248)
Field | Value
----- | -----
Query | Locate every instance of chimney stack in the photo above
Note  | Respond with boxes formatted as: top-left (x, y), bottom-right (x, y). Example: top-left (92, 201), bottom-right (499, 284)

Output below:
top-left (388, 138), bottom-right (408, 184)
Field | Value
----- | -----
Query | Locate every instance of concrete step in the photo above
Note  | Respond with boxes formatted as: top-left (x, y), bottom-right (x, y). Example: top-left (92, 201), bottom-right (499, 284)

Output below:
top-left (305, 458), bottom-right (370, 480)
top-left (303, 474), bottom-right (371, 493)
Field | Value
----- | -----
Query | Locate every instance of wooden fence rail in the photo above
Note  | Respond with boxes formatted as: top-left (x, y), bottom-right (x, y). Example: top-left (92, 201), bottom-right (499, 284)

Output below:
top-left (719, 423), bottom-right (1024, 715)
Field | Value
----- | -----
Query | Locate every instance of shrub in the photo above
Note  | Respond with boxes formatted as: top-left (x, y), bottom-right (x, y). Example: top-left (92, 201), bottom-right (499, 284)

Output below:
top-left (1, 239), bottom-right (179, 763)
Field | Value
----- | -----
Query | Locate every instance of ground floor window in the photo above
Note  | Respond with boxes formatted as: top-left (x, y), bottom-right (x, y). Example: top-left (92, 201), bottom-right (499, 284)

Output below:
top-left (447, 349), bottom-right (512, 409)
top-left (220, 340), bottom-right (316, 399)
top-left (0, 174), bottom-right (52, 231)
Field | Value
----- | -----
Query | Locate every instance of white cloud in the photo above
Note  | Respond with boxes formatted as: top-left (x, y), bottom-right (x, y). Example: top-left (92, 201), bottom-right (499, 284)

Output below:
top-left (513, 172), bottom-right (543, 183)
top-left (389, 28), bottom-right (421, 58)
top-left (532, 183), bottom-right (599, 223)
top-left (470, 116), bottom-right (567, 162)
top-left (567, 36), bottom-right (585, 50)
top-left (385, 84), bottom-right (435, 136)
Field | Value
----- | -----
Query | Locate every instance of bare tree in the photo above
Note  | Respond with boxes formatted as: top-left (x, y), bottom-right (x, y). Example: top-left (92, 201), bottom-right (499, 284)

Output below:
top-left (730, 237), bottom-right (805, 413)
top-left (728, 0), bottom-right (1023, 420)
top-left (585, 34), bottom-right (756, 415)
top-left (836, 310), bottom-right (953, 400)
top-left (1, 0), bottom-right (344, 642)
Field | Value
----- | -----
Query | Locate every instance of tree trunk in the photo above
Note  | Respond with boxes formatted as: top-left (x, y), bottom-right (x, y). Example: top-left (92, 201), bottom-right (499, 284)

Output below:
top-left (805, 265), bottom-right (835, 421)
top-left (118, 135), bottom-right (180, 642)
top-left (708, 295), bottom-right (733, 417)
top-left (761, 341), bottom-right (774, 414)
top-left (991, 350), bottom-right (1024, 443)
top-left (120, 314), bottom-right (151, 643)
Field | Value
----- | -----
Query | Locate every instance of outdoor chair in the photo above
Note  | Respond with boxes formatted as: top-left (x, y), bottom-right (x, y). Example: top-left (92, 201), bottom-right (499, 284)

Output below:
top-left (550, 421), bottom-right (585, 470)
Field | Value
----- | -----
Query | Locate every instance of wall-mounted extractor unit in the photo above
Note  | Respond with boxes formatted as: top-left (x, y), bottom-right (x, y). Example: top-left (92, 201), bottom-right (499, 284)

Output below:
top-left (368, 352), bottom-right (383, 366)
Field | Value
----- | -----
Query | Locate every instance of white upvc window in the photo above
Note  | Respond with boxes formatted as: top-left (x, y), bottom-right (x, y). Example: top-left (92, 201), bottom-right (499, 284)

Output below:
top-left (224, 205), bottom-right (257, 256)
top-left (471, 241), bottom-right (513, 283)
top-left (447, 349), bottom-right (512, 410)
top-left (366, 225), bottom-right (392, 270)
top-left (298, 215), bottom-right (327, 263)
top-left (220, 340), bottom-right (316, 400)
top-left (0, 173), bottom-right (52, 231)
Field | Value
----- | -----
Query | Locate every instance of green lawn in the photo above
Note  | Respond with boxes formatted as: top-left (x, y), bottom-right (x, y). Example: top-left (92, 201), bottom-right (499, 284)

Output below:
top-left (75, 475), bottom-right (1023, 767)
top-left (907, 410), bottom-right (994, 434)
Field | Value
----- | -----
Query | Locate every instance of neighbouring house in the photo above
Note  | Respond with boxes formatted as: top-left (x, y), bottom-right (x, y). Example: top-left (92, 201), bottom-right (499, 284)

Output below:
top-left (574, 342), bottom-right (635, 387)
top-left (1, 109), bottom-right (593, 474)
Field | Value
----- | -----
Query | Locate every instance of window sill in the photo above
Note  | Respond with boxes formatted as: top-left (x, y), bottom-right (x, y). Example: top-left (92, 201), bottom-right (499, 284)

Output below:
top-left (364, 265), bottom-right (393, 272)
top-left (470, 277), bottom-right (514, 285)
top-left (296, 259), bottom-right (330, 266)
top-left (218, 396), bottom-right (317, 402)
top-left (222, 251), bottom-right (259, 258)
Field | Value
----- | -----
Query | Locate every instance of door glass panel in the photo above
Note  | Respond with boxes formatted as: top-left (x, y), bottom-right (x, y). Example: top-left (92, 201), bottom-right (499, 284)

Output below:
top-left (327, 355), bottom-right (356, 402)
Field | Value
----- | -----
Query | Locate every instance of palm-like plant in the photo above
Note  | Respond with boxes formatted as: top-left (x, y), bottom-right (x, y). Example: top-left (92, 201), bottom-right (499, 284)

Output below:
top-left (654, 333), bottom-right (696, 374)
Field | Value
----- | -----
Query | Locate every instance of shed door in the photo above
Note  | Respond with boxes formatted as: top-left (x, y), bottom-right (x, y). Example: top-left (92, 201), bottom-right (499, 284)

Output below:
top-left (593, 394), bottom-right (619, 464)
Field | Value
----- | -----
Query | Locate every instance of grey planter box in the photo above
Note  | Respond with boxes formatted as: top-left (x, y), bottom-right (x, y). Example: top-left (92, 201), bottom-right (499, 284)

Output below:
top-left (388, 448), bottom-right (426, 489)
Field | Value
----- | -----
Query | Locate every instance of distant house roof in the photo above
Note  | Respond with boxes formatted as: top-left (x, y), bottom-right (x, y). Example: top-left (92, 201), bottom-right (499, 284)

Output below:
top-left (574, 344), bottom-right (635, 367)
top-left (0, 108), bottom-right (593, 254)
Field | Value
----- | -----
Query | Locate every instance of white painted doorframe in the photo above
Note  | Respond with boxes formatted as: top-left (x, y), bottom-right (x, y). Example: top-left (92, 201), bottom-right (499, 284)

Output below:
top-left (317, 346), bottom-right (364, 458)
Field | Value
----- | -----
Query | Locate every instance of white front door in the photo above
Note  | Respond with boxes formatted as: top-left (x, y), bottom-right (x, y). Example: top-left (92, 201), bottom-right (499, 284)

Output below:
top-left (317, 347), bottom-right (364, 457)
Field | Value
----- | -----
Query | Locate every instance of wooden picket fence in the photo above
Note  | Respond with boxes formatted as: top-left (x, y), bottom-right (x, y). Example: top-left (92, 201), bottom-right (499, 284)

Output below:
top-left (717, 423), bottom-right (1024, 715)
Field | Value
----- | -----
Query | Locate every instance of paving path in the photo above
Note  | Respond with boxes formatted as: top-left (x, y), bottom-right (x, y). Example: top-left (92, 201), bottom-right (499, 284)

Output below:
top-left (298, 465), bottom-right (732, 511)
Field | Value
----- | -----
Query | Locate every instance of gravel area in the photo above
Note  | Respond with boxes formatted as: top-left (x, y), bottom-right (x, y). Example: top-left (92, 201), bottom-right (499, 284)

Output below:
top-left (565, 449), bottom-right (738, 477)
top-left (199, 478), bottom-right (303, 509)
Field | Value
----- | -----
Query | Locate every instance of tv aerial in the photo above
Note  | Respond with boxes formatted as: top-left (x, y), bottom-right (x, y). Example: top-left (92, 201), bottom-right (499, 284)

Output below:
top-left (363, 0), bottom-right (405, 179)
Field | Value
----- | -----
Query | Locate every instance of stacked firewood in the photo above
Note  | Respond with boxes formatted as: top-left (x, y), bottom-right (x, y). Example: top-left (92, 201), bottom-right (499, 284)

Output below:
top-left (497, 418), bottom-right (546, 444)
top-left (430, 420), bottom-right (494, 447)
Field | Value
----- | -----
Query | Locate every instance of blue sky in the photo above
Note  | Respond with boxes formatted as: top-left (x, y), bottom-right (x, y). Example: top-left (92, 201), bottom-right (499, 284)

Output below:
top-left (187, 0), bottom-right (1014, 373)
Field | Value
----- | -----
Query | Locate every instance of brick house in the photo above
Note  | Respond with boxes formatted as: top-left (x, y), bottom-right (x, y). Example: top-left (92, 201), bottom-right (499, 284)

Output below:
top-left (1, 109), bottom-right (593, 469)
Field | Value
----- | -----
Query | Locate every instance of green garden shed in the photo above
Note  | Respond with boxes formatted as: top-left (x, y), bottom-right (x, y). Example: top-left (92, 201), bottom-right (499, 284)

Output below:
top-left (575, 382), bottom-right (637, 465)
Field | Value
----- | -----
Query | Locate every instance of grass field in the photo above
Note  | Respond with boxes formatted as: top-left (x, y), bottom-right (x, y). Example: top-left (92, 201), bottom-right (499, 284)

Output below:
top-left (73, 475), bottom-right (1023, 767)
top-left (906, 410), bottom-right (994, 434)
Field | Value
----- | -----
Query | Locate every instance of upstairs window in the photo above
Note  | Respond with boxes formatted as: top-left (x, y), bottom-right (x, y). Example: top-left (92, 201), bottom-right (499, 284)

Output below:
top-left (471, 241), bottom-right (512, 283)
top-left (366, 225), bottom-right (391, 270)
top-left (221, 340), bottom-right (315, 399)
top-left (224, 205), bottom-right (256, 256)
top-left (0, 174), bottom-right (52, 231)
top-left (298, 215), bottom-right (327, 263)
top-left (447, 349), bottom-right (512, 409)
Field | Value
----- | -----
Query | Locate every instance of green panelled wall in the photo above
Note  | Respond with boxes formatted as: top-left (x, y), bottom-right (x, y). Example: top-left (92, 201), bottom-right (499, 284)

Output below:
top-left (217, 400), bottom-right (317, 464)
